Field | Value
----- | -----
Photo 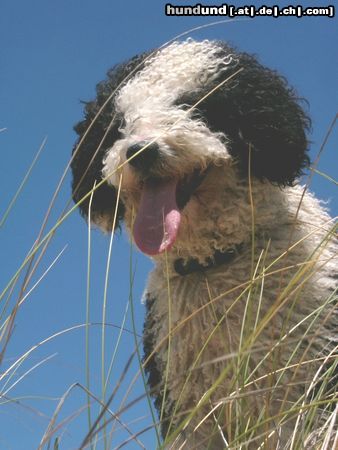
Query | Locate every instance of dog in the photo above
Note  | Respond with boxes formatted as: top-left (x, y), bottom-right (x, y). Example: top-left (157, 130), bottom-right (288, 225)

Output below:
top-left (71, 39), bottom-right (337, 448)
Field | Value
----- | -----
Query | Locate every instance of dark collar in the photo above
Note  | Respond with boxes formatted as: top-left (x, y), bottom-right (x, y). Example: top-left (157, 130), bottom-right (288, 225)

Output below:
top-left (174, 243), bottom-right (243, 276)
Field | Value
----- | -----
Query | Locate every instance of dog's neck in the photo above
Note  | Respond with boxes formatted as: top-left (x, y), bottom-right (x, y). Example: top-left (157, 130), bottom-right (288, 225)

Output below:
top-left (173, 243), bottom-right (244, 276)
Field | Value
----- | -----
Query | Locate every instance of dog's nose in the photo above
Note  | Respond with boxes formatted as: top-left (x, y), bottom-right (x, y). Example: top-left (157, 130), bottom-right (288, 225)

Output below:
top-left (126, 141), bottom-right (159, 172)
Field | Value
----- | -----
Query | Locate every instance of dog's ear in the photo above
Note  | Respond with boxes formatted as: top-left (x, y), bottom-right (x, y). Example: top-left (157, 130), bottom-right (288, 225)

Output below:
top-left (71, 121), bottom-right (124, 232)
top-left (71, 52), bottom-right (149, 231)
top-left (196, 48), bottom-right (311, 185)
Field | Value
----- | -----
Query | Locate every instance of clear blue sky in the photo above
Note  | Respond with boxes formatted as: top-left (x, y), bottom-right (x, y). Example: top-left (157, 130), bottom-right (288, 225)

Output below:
top-left (1, 1), bottom-right (337, 449)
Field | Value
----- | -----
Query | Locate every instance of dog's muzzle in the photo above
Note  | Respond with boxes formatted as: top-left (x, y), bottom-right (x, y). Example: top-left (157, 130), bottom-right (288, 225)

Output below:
top-left (126, 140), bottom-right (208, 257)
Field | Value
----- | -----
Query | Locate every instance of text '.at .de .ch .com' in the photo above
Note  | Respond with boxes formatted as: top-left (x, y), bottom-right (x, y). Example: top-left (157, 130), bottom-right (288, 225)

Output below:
top-left (165, 3), bottom-right (335, 18)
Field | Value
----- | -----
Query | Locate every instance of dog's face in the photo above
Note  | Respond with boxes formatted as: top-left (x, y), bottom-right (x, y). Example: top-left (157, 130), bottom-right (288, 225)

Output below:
top-left (71, 39), bottom-right (310, 259)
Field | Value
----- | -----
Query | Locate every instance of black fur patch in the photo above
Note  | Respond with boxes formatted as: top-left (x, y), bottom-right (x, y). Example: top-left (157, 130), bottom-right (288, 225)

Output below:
top-left (143, 294), bottom-right (163, 409)
top-left (143, 293), bottom-right (174, 437)
top-left (175, 42), bottom-right (311, 186)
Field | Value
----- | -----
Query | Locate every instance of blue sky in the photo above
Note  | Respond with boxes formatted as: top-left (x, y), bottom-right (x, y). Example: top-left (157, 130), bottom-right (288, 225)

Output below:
top-left (1, 1), bottom-right (337, 449)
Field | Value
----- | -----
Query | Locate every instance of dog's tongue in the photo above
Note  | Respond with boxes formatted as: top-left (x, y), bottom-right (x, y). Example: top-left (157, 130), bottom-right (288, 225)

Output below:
top-left (133, 179), bottom-right (181, 255)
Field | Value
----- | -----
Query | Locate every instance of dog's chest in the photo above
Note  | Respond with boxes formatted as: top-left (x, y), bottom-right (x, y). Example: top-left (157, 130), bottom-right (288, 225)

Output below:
top-left (142, 246), bottom-right (331, 410)
top-left (143, 265), bottom-right (247, 395)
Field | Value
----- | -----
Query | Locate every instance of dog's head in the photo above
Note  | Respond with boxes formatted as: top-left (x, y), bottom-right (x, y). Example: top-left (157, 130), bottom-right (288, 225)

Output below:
top-left (71, 39), bottom-right (310, 258)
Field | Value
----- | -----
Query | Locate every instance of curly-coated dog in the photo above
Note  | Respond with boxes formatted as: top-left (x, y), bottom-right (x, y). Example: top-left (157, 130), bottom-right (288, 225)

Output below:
top-left (71, 40), bottom-right (337, 448)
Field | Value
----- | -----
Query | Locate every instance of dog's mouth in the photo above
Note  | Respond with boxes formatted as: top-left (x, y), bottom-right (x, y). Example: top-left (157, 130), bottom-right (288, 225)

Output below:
top-left (133, 169), bottom-right (207, 256)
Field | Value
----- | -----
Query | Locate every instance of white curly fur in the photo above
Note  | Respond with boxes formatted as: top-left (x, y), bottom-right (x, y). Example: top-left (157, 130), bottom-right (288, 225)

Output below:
top-left (103, 40), bottom-right (232, 190)
top-left (99, 40), bottom-right (337, 448)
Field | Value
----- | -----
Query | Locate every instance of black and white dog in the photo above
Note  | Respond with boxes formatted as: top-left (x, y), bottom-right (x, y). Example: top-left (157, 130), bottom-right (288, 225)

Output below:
top-left (71, 39), bottom-right (337, 448)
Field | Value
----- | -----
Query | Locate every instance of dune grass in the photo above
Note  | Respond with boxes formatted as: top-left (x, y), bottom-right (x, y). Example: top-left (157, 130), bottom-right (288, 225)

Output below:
top-left (1, 124), bottom-right (336, 450)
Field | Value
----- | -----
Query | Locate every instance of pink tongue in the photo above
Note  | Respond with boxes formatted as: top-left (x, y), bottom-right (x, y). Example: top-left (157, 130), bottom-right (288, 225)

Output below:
top-left (133, 179), bottom-right (181, 255)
